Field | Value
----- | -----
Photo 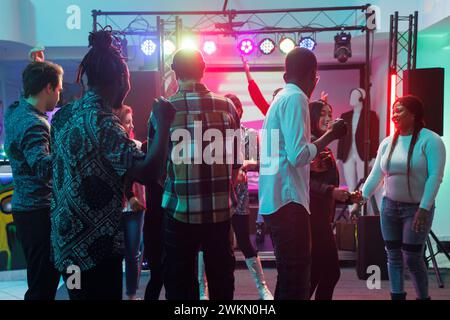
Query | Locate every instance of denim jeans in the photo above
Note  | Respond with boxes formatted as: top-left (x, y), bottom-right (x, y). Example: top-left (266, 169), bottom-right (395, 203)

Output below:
top-left (263, 202), bottom-right (311, 300)
top-left (380, 197), bottom-right (434, 299)
top-left (123, 210), bottom-right (145, 296)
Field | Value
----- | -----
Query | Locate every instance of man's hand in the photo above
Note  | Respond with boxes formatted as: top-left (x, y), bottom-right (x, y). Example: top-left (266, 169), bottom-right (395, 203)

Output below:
top-left (129, 197), bottom-right (145, 212)
top-left (152, 97), bottom-right (176, 129)
top-left (327, 118), bottom-right (348, 140)
top-left (412, 208), bottom-right (430, 233)
top-left (332, 188), bottom-right (350, 202)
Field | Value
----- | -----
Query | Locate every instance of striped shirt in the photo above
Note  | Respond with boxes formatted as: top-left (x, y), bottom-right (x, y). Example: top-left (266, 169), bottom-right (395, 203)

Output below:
top-left (148, 82), bottom-right (241, 224)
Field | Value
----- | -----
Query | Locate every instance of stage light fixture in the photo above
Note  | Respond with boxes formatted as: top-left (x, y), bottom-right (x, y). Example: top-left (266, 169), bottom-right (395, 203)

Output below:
top-left (181, 38), bottom-right (198, 50)
top-left (258, 38), bottom-right (276, 55)
top-left (164, 40), bottom-right (176, 55)
top-left (140, 39), bottom-right (157, 56)
top-left (238, 39), bottom-right (255, 55)
top-left (299, 37), bottom-right (316, 51)
top-left (203, 41), bottom-right (217, 55)
top-left (334, 32), bottom-right (352, 63)
top-left (279, 37), bottom-right (296, 54)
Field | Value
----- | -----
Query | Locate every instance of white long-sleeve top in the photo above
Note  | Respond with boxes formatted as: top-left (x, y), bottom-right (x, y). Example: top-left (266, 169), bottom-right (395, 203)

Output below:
top-left (259, 83), bottom-right (318, 215)
top-left (362, 128), bottom-right (446, 211)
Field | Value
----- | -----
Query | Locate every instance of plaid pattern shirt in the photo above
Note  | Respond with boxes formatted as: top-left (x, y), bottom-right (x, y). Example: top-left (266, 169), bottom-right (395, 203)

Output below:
top-left (148, 82), bottom-right (241, 224)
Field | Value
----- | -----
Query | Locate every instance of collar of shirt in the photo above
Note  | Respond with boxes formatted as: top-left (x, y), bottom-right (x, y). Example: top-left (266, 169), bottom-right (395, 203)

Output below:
top-left (177, 81), bottom-right (210, 93)
top-left (284, 83), bottom-right (309, 102)
top-left (20, 97), bottom-right (49, 119)
top-left (77, 90), bottom-right (111, 112)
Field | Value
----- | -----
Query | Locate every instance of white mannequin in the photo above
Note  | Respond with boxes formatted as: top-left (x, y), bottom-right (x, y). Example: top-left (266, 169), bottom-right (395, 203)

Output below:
top-left (342, 88), bottom-right (366, 194)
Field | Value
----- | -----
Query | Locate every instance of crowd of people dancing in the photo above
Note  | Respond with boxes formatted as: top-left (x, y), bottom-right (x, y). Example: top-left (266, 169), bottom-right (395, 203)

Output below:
top-left (4, 27), bottom-right (446, 301)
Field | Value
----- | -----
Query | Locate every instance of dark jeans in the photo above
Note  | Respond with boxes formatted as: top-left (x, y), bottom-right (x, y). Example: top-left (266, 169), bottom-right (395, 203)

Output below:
top-left (163, 214), bottom-right (235, 300)
top-left (263, 202), bottom-right (311, 300)
top-left (309, 203), bottom-right (340, 300)
top-left (143, 183), bottom-right (165, 300)
top-left (12, 208), bottom-right (60, 300)
top-left (62, 256), bottom-right (123, 300)
top-left (232, 214), bottom-right (257, 259)
top-left (123, 210), bottom-right (144, 296)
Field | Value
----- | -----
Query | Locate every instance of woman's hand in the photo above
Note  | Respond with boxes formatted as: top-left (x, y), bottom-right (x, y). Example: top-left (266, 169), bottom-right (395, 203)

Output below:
top-left (320, 91), bottom-right (329, 103)
top-left (236, 169), bottom-right (248, 184)
top-left (332, 188), bottom-right (350, 202)
top-left (348, 190), bottom-right (363, 204)
top-left (412, 208), bottom-right (430, 233)
top-left (311, 151), bottom-right (333, 172)
top-left (129, 197), bottom-right (145, 212)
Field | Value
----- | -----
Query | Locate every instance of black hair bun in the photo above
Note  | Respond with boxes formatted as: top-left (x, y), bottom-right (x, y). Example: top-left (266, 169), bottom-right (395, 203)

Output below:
top-left (89, 30), bottom-right (113, 50)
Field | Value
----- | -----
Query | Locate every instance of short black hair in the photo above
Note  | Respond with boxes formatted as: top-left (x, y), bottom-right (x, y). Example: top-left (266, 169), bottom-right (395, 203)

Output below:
top-left (22, 61), bottom-right (63, 98)
top-left (171, 49), bottom-right (206, 80)
top-left (285, 47), bottom-right (317, 81)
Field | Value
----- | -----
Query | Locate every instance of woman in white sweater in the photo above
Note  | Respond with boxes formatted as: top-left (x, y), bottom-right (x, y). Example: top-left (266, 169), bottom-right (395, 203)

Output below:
top-left (362, 95), bottom-right (446, 300)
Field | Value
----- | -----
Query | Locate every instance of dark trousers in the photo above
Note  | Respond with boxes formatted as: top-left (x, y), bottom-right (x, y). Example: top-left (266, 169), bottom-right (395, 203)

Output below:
top-left (163, 214), bottom-right (235, 300)
top-left (309, 204), bottom-right (340, 300)
top-left (263, 202), bottom-right (311, 300)
top-left (12, 208), bottom-right (60, 300)
top-left (62, 256), bottom-right (123, 300)
top-left (143, 183), bottom-right (165, 300)
top-left (232, 214), bottom-right (257, 259)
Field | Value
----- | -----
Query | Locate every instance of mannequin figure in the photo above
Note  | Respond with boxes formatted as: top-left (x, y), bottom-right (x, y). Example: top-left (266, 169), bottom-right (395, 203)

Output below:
top-left (337, 88), bottom-right (379, 211)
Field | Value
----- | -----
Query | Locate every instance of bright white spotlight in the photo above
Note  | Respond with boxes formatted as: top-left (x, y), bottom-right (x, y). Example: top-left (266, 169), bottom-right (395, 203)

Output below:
top-left (164, 40), bottom-right (176, 55)
top-left (203, 41), bottom-right (217, 55)
top-left (140, 39), bottom-right (157, 56)
top-left (181, 38), bottom-right (198, 50)
top-left (259, 38), bottom-right (276, 55)
top-left (279, 37), bottom-right (296, 54)
top-left (299, 37), bottom-right (317, 51)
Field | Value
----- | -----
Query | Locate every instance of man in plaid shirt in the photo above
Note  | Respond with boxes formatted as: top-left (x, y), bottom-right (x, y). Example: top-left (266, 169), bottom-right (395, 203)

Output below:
top-left (148, 49), bottom-right (241, 300)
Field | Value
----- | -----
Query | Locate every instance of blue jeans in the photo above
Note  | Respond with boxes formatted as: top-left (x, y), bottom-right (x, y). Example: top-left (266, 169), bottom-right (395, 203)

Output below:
top-left (380, 197), bottom-right (434, 299)
top-left (123, 210), bottom-right (145, 296)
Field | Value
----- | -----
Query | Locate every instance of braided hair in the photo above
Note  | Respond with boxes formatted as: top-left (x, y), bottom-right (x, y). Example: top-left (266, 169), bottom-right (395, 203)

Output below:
top-left (76, 26), bottom-right (127, 93)
top-left (386, 95), bottom-right (425, 199)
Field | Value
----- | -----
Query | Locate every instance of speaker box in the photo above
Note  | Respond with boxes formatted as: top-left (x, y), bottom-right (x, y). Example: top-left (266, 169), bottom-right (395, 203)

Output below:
top-left (124, 71), bottom-right (161, 141)
top-left (356, 215), bottom-right (388, 280)
top-left (403, 68), bottom-right (444, 136)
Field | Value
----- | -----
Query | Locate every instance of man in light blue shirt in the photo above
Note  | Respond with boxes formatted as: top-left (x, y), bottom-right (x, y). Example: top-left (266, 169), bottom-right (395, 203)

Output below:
top-left (259, 47), bottom-right (347, 300)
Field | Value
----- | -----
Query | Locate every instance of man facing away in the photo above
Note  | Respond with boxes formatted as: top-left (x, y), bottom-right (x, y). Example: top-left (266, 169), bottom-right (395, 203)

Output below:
top-left (258, 47), bottom-right (347, 300)
top-left (4, 61), bottom-right (63, 300)
top-left (148, 49), bottom-right (241, 300)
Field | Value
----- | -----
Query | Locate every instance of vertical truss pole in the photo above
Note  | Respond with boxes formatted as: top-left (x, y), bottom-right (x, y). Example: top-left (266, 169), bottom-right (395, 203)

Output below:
top-left (92, 10), bottom-right (98, 32)
top-left (363, 12), bottom-right (371, 182)
top-left (408, 14), bottom-right (413, 71)
top-left (413, 11), bottom-right (418, 69)
top-left (176, 16), bottom-right (182, 49)
top-left (157, 16), bottom-right (164, 96)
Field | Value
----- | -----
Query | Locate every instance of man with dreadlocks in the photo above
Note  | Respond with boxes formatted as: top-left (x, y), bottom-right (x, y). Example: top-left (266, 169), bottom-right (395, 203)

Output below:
top-left (362, 95), bottom-right (446, 300)
top-left (50, 28), bottom-right (175, 300)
